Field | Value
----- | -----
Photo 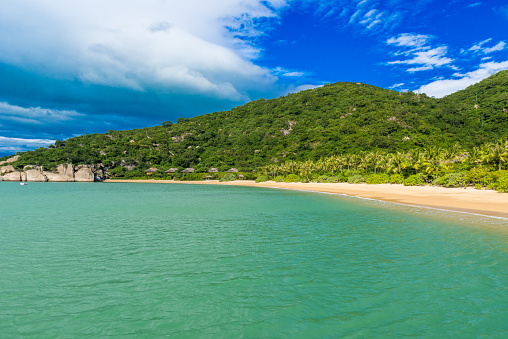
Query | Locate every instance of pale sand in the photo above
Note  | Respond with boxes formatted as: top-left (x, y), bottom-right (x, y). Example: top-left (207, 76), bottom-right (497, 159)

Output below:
top-left (104, 179), bottom-right (508, 219)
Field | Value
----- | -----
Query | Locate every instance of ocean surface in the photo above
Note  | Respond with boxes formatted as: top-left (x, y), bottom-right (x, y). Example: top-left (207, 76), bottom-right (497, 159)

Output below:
top-left (1, 182), bottom-right (507, 337)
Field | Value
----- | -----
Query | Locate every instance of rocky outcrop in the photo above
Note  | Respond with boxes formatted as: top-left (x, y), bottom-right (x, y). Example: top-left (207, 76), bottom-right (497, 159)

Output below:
top-left (25, 169), bottom-right (48, 182)
top-left (75, 166), bottom-right (95, 182)
top-left (44, 164), bottom-right (75, 182)
top-left (1, 165), bottom-right (16, 175)
top-left (0, 163), bottom-right (100, 182)
top-left (2, 171), bottom-right (22, 181)
top-left (0, 155), bottom-right (20, 166)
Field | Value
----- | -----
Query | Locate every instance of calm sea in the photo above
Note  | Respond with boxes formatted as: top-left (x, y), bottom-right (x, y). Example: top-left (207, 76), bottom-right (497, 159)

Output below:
top-left (1, 182), bottom-right (507, 337)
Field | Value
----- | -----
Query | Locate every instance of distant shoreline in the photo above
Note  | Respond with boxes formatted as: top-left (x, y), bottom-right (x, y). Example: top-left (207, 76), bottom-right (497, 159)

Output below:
top-left (103, 179), bottom-right (508, 219)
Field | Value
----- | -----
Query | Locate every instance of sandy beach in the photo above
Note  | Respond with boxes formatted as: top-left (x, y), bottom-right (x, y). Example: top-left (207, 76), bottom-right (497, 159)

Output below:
top-left (104, 179), bottom-right (508, 219)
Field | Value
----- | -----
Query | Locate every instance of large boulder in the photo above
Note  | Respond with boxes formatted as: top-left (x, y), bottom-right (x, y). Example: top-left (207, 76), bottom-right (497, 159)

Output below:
top-left (1, 165), bottom-right (16, 175)
top-left (44, 172), bottom-right (71, 182)
top-left (25, 169), bottom-right (48, 182)
top-left (45, 164), bottom-right (75, 182)
top-left (57, 164), bottom-right (75, 179)
top-left (2, 171), bottom-right (21, 181)
top-left (0, 155), bottom-right (20, 166)
top-left (75, 166), bottom-right (94, 182)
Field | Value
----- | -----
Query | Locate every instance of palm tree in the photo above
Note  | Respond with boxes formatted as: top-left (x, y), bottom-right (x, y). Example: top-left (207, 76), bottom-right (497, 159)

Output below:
top-left (298, 160), bottom-right (315, 180)
top-left (466, 147), bottom-right (483, 169)
top-left (369, 150), bottom-right (383, 174)
top-left (388, 152), bottom-right (407, 174)
top-left (408, 149), bottom-right (425, 174)
top-left (486, 139), bottom-right (508, 171)
top-left (442, 143), bottom-right (462, 164)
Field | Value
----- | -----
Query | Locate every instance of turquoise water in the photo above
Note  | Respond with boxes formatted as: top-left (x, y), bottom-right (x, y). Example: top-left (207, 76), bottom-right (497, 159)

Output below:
top-left (0, 182), bottom-right (507, 337)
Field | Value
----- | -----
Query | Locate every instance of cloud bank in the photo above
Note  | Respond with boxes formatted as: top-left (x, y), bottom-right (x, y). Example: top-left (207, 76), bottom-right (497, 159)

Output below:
top-left (418, 61), bottom-right (508, 98)
top-left (0, 0), bottom-right (288, 101)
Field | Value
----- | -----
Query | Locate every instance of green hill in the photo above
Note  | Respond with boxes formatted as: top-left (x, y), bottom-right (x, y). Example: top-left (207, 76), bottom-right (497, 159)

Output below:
top-left (4, 71), bottom-right (508, 174)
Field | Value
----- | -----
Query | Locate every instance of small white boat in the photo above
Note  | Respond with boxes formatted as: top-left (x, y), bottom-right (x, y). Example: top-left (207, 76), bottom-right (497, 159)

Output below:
top-left (20, 182), bottom-right (28, 185)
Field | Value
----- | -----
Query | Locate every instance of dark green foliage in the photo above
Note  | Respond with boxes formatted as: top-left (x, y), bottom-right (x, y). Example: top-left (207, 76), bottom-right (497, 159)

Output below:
top-left (317, 175), bottom-right (329, 183)
top-left (219, 173), bottom-right (237, 182)
top-left (493, 172), bottom-right (508, 192)
top-left (348, 175), bottom-right (366, 184)
top-left (367, 173), bottom-right (390, 184)
top-left (389, 174), bottom-right (404, 184)
top-left (433, 172), bottom-right (468, 187)
top-left (403, 174), bottom-right (425, 186)
top-left (255, 175), bottom-right (268, 183)
top-left (284, 174), bottom-right (300, 182)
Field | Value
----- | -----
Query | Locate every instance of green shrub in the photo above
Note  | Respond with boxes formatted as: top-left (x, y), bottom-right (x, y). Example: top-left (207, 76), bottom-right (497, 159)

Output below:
top-left (348, 174), bottom-right (366, 184)
top-left (255, 175), bottom-right (268, 183)
top-left (317, 175), bottom-right (329, 183)
top-left (284, 174), bottom-right (300, 183)
top-left (326, 176), bottom-right (340, 183)
top-left (434, 172), bottom-right (468, 187)
top-left (389, 174), bottom-right (404, 184)
top-left (475, 183), bottom-right (482, 190)
top-left (404, 174), bottom-right (424, 186)
top-left (466, 167), bottom-right (490, 185)
top-left (274, 176), bottom-right (284, 182)
top-left (219, 173), bottom-right (237, 182)
top-left (491, 171), bottom-right (508, 193)
top-left (366, 173), bottom-right (390, 184)
top-left (299, 177), bottom-right (309, 183)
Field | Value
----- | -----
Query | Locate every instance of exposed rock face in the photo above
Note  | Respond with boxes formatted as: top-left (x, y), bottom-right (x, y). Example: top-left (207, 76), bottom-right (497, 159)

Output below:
top-left (42, 164), bottom-right (80, 182)
top-left (44, 163), bottom-right (76, 182)
top-left (1, 165), bottom-right (16, 175)
top-left (25, 169), bottom-right (48, 182)
top-left (0, 155), bottom-right (20, 166)
top-left (58, 164), bottom-right (75, 178)
top-left (0, 162), bottom-right (98, 182)
top-left (2, 171), bottom-right (21, 181)
top-left (75, 166), bottom-right (95, 182)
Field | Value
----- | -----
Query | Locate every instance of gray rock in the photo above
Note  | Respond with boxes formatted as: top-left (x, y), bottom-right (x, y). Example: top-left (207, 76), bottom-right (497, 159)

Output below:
top-left (0, 155), bottom-right (20, 165)
top-left (1, 165), bottom-right (16, 175)
top-left (75, 166), bottom-right (94, 182)
top-left (25, 169), bottom-right (48, 182)
top-left (2, 171), bottom-right (21, 181)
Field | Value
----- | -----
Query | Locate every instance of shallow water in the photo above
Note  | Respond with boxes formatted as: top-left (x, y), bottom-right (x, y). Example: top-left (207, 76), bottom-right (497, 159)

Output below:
top-left (1, 182), bottom-right (507, 337)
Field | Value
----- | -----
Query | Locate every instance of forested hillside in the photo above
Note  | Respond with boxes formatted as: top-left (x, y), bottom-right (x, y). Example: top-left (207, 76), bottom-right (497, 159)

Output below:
top-left (3, 71), bottom-right (508, 177)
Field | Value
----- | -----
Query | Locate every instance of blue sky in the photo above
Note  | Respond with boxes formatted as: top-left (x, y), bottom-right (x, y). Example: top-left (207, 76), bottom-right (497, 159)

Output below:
top-left (1, 0), bottom-right (507, 156)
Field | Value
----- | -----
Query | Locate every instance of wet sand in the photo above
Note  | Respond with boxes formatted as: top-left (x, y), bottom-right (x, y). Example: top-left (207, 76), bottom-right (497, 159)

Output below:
top-left (103, 179), bottom-right (508, 219)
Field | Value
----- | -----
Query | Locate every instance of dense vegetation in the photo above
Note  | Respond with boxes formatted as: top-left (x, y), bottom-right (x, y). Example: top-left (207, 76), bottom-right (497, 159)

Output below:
top-left (259, 141), bottom-right (508, 192)
top-left (2, 71), bottom-right (507, 189)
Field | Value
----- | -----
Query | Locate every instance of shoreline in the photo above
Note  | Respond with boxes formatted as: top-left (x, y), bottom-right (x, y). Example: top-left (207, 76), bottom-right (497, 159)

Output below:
top-left (103, 179), bottom-right (508, 219)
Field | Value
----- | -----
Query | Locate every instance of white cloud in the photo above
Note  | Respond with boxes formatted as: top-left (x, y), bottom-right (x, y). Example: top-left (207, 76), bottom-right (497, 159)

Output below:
top-left (283, 72), bottom-right (305, 77)
top-left (389, 83), bottom-right (405, 89)
top-left (468, 39), bottom-right (505, 54)
top-left (468, 38), bottom-right (492, 52)
top-left (285, 84), bottom-right (324, 94)
top-left (484, 41), bottom-right (506, 53)
top-left (272, 67), bottom-right (305, 78)
top-left (467, 2), bottom-right (482, 8)
top-left (417, 60), bottom-right (508, 97)
top-left (387, 33), bottom-right (433, 50)
top-left (386, 34), bottom-right (454, 72)
top-left (0, 102), bottom-right (83, 125)
top-left (0, 136), bottom-right (56, 152)
top-left (0, 0), bottom-right (288, 101)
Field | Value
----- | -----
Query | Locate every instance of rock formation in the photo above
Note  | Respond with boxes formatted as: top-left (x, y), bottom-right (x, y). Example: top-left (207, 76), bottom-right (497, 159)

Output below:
top-left (25, 169), bottom-right (48, 182)
top-left (75, 166), bottom-right (95, 182)
top-left (0, 162), bottom-right (100, 182)
top-left (44, 164), bottom-right (75, 182)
